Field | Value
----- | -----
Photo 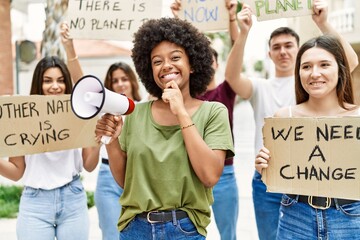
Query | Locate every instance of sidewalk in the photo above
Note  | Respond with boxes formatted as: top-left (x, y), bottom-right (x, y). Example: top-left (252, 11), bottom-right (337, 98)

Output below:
top-left (0, 101), bottom-right (259, 240)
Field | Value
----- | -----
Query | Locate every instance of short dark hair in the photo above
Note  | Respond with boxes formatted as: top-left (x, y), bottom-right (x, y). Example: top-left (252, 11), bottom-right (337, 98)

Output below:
top-left (30, 56), bottom-right (72, 95)
top-left (295, 35), bottom-right (354, 107)
top-left (269, 27), bottom-right (300, 47)
top-left (131, 17), bottom-right (214, 99)
top-left (104, 62), bottom-right (142, 101)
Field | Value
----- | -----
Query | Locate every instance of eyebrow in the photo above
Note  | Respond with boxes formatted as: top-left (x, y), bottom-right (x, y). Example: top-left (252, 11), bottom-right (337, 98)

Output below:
top-left (151, 49), bottom-right (184, 60)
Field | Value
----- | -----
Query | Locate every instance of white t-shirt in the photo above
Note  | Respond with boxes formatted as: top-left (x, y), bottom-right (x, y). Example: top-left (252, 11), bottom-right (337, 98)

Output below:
top-left (249, 76), bottom-right (296, 154)
top-left (23, 149), bottom-right (83, 189)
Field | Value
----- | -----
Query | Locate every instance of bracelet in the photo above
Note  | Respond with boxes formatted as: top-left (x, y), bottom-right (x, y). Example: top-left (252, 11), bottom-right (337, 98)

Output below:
top-left (181, 123), bottom-right (194, 130)
top-left (230, 18), bottom-right (237, 22)
top-left (68, 56), bottom-right (78, 62)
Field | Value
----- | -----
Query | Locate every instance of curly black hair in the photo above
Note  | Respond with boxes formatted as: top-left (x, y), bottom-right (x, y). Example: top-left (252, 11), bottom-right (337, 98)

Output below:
top-left (131, 17), bottom-right (214, 99)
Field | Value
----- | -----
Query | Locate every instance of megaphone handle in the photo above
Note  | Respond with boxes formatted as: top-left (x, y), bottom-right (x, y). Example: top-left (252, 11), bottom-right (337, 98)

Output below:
top-left (100, 113), bottom-right (121, 144)
top-left (101, 136), bottom-right (112, 145)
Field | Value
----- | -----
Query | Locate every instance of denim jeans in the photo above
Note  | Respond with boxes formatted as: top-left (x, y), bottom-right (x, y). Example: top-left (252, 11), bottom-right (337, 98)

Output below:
top-left (95, 163), bottom-right (123, 240)
top-left (212, 165), bottom-right (239, 240)
top-left (16, 175), bottom-right (89, 240)
top-left (119, 214), bottom-right (205, 240)
top-left (252, 170), bottom-right (282, 240)
top-left (277, 194), bottom-right (360, 239)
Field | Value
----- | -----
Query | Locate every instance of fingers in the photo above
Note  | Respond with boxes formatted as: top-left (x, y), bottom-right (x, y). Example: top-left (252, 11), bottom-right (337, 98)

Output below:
top-left (95, 114), bottom-right (122, 139)
top-left (255, 147), bottom-right (271, 174)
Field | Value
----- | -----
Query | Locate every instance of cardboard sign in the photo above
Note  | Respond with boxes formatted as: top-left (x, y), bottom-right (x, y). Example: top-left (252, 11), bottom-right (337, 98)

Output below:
top-left (66, 0), bottom-right (162, 41)
top-left (262, 117), bottom-right (360, 200)
top-left (0, 95), bottom-right (98, 157)
top-left (178, 0), bottom-right (229, 32)
top-left (243, 0), bottom-right (313, 21)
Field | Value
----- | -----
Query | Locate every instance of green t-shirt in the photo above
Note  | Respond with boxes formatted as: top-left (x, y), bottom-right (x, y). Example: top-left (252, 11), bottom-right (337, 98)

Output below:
top-left (118, 100), bottom-right (234, 236)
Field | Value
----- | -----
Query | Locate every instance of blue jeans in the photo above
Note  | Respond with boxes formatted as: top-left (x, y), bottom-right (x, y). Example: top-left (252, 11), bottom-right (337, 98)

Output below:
top-left (95, 163), bottom-right (123, 240)
top-left (212, 165), bottom-right (239, 240)
top-left (119, 214), bottom-right (205, 240)
top-left (252, 170), bottom-right (282, 240)
top-left (16, 175), bottom-right (89, 240)
top-left (277, 194), bottom-right (360, 239)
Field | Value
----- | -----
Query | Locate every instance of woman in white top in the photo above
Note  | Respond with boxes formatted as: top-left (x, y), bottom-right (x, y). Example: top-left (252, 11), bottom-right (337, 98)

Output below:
top-left (0, 56), bottom-right (100, 240)
top-left (255, 35), bottom-right (360, 239)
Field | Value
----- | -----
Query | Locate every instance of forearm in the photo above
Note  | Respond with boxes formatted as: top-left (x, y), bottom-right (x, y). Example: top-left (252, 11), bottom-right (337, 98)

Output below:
top-left (178, 113), bottom-right (225, 187)
top-left (225, 30), bottom-right (253, 99)
top-left (0, 157), bottom-right (25, 181)
top-left (82, 145), bottom-right (100, 172)
top-left (106, 141), bottom-right (127, 188)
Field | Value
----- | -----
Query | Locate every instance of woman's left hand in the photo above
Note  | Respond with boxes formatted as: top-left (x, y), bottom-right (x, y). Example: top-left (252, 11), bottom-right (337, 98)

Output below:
top-left (162, 80), bottom-right (186, 116)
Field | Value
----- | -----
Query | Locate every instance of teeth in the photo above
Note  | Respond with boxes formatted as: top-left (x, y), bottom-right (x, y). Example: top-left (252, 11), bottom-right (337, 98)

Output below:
top-left (310, 82), bottom-right (324, 86)
top-left (163, 73), bottom-right (177, 79)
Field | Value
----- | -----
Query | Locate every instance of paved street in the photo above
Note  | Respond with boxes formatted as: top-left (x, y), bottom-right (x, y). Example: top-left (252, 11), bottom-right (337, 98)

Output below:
top-left (0, 100), bottom-right (259, 240)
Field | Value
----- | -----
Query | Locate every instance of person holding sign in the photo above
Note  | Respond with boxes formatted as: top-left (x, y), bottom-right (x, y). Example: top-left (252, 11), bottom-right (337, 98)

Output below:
top-left (255, 35), bottom-right (360, 239)
top-left (228, 0), bottom-right (359, 239)
top-left (0, 56), bottom-right (100, 240)
top-left (172, 1), bottom-right (241, 239)
top-left (95, 17), bottom-right (234, 239)
top-left (60, 23), bottom-right (142, 240)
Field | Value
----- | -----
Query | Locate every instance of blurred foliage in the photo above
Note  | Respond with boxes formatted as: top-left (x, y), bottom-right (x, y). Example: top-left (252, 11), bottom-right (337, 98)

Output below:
top-left (254, 60), bottom-right (264, 73)
top-left (0, 185), bottom-right (22, 218)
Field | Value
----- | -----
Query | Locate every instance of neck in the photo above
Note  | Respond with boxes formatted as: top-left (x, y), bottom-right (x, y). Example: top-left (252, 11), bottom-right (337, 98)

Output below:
top-left (306, 96), bottom-right (341, 116)
top-left (206, 78), bottom-right (217, 91)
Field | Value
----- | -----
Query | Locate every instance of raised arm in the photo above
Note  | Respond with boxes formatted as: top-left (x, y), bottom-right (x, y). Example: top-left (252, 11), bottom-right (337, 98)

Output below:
top-left (226, 0), bottom-right (240, 43)
top-left (60, 22), bottom-right (84, 83)
top-left (312, 0), bottom-right (358, 72)
top-left (224, 4), bottom-right (254, 100)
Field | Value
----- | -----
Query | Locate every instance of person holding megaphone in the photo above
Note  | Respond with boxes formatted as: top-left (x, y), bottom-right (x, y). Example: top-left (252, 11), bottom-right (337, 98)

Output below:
top-left (95, 17), bottom-right (234, 239)
top-left (60, 23), bottom-right (142, 240)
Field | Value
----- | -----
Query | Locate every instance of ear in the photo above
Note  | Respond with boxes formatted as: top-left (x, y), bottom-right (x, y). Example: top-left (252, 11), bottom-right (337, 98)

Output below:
top-left (268, 51), bottom-right (272, 60)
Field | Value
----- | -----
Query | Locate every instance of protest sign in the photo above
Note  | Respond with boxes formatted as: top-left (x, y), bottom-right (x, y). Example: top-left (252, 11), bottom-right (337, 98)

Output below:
top-left (66, 0), bottom-right (162, 41)
top-left (0, 95), bottom-right (98, 157)
top-left (243, 0), bottom-right (313, 21)
top-left (178, 0), bottom-right (229, 32)
top-left (262, 117), bottom-right (360, 200)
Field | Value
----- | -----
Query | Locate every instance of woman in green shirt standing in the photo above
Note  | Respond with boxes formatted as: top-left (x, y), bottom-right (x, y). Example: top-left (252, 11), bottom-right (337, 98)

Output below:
top-left (95, 17), bottom-right (234, 239)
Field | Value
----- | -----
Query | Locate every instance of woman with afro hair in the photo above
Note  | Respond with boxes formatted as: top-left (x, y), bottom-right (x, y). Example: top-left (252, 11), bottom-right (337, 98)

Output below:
top-left (95, 17), bottom-right (234, 239)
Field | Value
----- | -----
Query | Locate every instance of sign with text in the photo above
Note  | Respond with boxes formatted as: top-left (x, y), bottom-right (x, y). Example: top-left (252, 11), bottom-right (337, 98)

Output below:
top-left (262, 117), bottom-right (360, 200)
top-left (0, 95), bottom-right (98, 157)
top-left (178, 0), bottom-right (229, 32)
top-left (66, 0), bottom-right (162, 41)
top-left (243, 0), bottom-right (313, 21)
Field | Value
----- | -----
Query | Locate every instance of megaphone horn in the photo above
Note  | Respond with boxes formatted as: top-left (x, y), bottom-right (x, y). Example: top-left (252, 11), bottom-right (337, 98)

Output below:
top-left (70, 75), bottom-right (135, 120)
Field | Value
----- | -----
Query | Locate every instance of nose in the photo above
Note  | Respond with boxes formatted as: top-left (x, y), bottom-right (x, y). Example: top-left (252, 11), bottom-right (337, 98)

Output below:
top-left (162, 59), bottom-right (173, 71)
top-left (51, 81), bottom-right (60, 89)
top-left (280, 46), bottom-right (286, 55)
top-left (311, 66), bottom-right (321, 78)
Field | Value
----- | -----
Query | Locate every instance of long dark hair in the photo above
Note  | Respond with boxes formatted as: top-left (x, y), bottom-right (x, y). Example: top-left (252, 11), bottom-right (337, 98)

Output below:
top-left (295, 35), bottom-right (354, 107)
top-left (103, 62), bottom-right (141, 101)
top-left (30, 56), bottom-right (72, 95)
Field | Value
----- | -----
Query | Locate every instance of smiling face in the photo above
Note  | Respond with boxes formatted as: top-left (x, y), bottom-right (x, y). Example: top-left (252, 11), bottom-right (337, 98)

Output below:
top-left (269, 34), bottom-right (299, 77)
top-left (111, 68), bottom-right (133, 98)
top-left (299, 47), bottom-right (339, 100)
top-left (150, 41), bottom-right (192, 90)
top-left (41, 67), bottom-right (66, 95)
